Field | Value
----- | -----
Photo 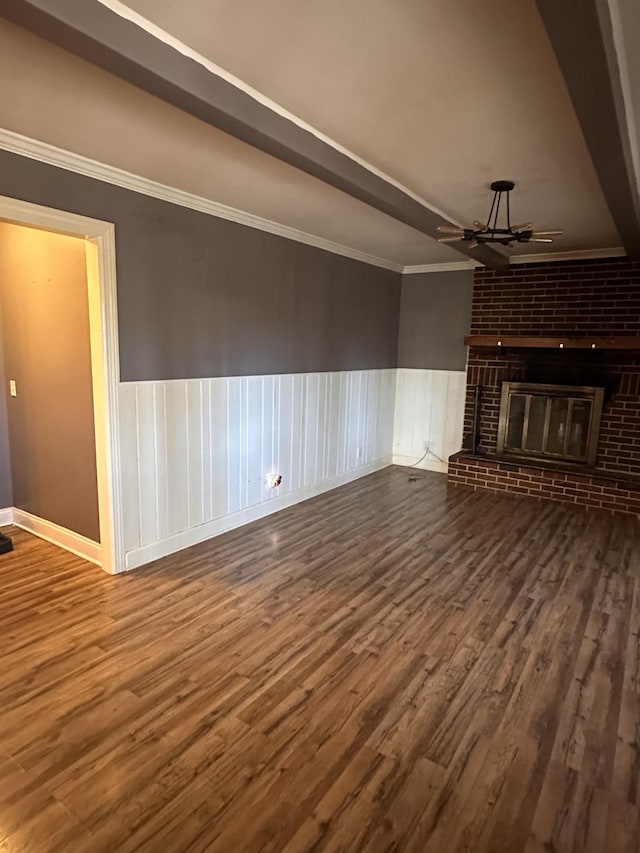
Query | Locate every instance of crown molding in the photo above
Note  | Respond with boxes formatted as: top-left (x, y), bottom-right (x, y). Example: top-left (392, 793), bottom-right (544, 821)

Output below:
top-left (0, 128), bottom-right (404, 274)
top-left (0, 130), bottom-right (627, 277)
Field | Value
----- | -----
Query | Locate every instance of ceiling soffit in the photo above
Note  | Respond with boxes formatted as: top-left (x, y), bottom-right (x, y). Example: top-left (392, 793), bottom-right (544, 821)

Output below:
top-left (0, 0), bottom-right (509, 269)
top-left (111, 0), bottom-right (622, 257)
top-left (535, 0), bottom-right (640, 257)
top-left (0, 0), bottom-right (634, 264)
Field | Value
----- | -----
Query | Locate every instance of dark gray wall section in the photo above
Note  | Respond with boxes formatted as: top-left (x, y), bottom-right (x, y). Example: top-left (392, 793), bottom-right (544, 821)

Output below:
top-left (117, 200), bottom-right (401, 380)
top-left (0, 149), bottom-right (400, 381)
top-left (0, 305), bottom-right (13, 508)
top-left (397, 270), bottom-right (473, 371)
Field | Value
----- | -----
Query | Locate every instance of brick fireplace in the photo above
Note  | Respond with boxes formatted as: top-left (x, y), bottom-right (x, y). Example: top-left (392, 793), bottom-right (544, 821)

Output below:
top-left (448, 257), bottom-right (640, 516)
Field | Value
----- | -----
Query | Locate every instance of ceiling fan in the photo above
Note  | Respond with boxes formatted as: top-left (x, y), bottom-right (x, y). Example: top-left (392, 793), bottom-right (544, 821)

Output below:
top-left (436, 180), bottom-right (563, 249)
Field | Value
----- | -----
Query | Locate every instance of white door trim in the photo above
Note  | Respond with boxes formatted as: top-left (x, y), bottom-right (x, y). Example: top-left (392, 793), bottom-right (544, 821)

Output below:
top-left (0, 195), bottom-right (124, 573)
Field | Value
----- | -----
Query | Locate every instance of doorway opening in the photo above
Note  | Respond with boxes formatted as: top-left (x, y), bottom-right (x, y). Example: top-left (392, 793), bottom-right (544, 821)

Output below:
top-left (0, 197), bottom-right (123, 573)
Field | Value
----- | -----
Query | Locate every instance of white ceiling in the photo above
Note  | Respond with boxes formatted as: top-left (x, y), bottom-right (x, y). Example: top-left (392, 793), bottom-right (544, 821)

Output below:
top-left (0, 19), bottom-right (464, 268)
top-left (112, 0), bottom-right (622, 255)
top-left (1, 0), bottom-right (629, 267)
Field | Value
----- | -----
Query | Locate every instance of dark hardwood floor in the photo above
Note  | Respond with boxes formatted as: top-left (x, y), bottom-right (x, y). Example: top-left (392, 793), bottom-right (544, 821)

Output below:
top-left (1, 467), bottom-right (639, 852)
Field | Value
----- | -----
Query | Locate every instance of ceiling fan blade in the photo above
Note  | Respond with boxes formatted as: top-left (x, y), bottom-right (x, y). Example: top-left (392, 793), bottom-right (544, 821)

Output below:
top-left (511, 222), bottom-right (534, 233)
top-left (531, 230), bottom-right (563, 237)
top-left (527, 238), bottom-right (554, 243)
top-left (437, 236), bottom-right (464, 243)
top-left (436, 225), bottom-right (465, 234)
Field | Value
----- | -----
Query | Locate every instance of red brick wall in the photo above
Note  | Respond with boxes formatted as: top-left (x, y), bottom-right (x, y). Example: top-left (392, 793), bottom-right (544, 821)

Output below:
top-left (464, 258), bottom-right (640, 478)
top-left (449, 257), bottom-right (640, 515)
top-left (471, 258), bottom-right (640, 336)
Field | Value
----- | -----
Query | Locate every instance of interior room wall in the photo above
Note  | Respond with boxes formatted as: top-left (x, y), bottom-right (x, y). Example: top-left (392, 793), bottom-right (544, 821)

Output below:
top-left (0, 151), bottom-right (400, 382)
top-left (0, 222), bottom-right (100, 541)
top-left (115, 207), bottom-right (400, 381)
top-left (393, 270), bottom-right (473, 471)
top-left (0, 146), bottom-right (483, 567)
top-left (397, 270), bottom-right (473, 372)
top-left (0, 149), bottom-right (401, 568)
top-left (0, 302), bottom-right (13, 509)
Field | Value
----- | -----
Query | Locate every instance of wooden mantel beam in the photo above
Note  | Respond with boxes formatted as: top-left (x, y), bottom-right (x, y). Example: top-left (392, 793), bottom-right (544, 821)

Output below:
top-left (464, 335), bottom-right (640, 350)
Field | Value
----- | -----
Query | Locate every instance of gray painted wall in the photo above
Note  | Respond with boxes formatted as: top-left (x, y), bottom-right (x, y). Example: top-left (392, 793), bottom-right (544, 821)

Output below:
top-left (0, 223), bottom-right (99, 541)
top-left (117, 203), bottom-right (401, 380)
top-left (0, 150), bottom-right (401, 382)
top-left (397, 270), bottom-right (473, 371)
top-left (0, 301), bottom-right (13, 509)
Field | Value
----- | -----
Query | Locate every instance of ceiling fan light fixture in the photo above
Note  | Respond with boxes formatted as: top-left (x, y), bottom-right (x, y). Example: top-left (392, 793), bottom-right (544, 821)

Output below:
top-left (436, 181), bottom-right (562, 249)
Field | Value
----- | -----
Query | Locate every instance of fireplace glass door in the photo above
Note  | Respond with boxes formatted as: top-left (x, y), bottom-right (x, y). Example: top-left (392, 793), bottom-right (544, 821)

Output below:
top-left (497, 382), bottom-right (604, 467)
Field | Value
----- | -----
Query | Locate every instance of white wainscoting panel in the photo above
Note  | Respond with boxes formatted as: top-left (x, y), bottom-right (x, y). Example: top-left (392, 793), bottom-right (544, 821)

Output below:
top-left (393, 368), bottom-right (467, 472)
top-left (120, 369), bottom-right (396, 569)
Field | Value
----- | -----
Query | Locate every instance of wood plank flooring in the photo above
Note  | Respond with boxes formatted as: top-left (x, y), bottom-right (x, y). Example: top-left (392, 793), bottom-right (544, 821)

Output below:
top-left (1, 467), bottom-right (640, 852)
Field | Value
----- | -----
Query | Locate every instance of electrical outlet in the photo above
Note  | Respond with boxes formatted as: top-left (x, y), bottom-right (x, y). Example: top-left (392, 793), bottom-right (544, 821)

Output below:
top-left (9, 380), bottom-right (16, 397)
top-left (423, 440), bottom-right (431, 451)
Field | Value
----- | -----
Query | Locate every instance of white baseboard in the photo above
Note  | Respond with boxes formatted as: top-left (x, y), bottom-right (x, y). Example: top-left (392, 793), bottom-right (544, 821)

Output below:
top-left (392, 454), bottom-right (448, 474)
top-left (125, 457), bottom-right (392, 570)
top-left (10, 507), bottom-right (102, 566)
top-left (0, 507), bottom-right (12, 526)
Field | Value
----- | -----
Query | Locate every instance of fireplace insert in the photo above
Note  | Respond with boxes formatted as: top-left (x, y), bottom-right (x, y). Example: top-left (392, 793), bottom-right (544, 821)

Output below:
top-left (496, 382), bottom-right (604, 467)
